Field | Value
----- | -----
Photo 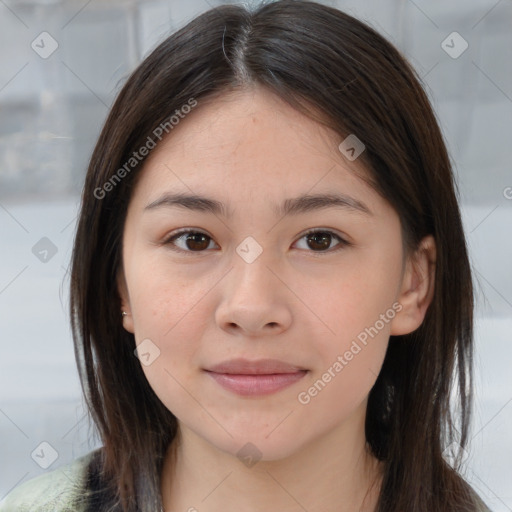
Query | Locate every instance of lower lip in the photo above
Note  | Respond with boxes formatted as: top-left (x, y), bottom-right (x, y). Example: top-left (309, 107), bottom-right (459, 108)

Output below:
top-left (205, 370), bottom-right (308, 396)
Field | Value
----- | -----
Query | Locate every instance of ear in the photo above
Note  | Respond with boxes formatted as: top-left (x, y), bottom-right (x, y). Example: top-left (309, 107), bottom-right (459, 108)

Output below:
top-left (117, 267), bottom-right (134, 334)
top-left (390, 234), bottom-right (436, 336)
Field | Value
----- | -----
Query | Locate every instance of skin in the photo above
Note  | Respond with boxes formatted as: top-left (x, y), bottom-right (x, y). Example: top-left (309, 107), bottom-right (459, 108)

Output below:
top-left (117, 85), bottom-right (436, 512)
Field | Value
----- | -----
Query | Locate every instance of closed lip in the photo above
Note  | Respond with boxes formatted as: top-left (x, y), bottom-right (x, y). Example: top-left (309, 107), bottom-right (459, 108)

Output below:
top-left (204, 358), bottom-right (308, 375)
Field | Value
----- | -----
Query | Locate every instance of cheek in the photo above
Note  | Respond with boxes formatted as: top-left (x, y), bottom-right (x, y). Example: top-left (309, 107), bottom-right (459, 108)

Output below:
top-left (295, 325), bottom-right (389, 432)
top-left (129, 254), bottom-right (211, 337)
top-left (128, 260), bottom-right (215, 396)
top-left (306, 257), bottom-right (401, 349)
top-left (317, 283), bottom-right (392, 387)
top-left (293, 253), bottom-right (399, 416)
top-left (135, 296), bottom-right (204, 418)
top-left (132, 285), bottom-right (206, 370)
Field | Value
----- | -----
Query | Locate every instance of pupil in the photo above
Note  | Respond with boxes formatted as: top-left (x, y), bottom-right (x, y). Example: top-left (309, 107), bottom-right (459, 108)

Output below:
top-left (308, 233), bottom-right (330, 250)
top-left (187, 233), bottom-right (208, 251)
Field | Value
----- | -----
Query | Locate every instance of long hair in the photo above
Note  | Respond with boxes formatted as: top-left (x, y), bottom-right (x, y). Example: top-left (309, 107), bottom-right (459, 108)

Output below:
top-left (69, 1), bottom-right (478, 510)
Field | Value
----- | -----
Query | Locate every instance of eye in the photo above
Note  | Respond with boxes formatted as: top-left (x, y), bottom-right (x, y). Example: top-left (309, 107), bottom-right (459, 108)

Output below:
top-left (294, 229), bottom-right (350, 254)
top-left (164, 229), bottom-right (217, 252)
top-left (163, 228), bottom-right (350, 254)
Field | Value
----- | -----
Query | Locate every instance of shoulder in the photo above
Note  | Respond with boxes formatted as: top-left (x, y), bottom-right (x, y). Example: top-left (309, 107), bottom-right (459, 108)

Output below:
top-left (0, 449), bottom-right (99, 512)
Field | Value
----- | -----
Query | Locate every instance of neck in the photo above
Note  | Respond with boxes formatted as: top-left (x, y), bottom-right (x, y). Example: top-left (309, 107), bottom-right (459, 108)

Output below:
top-left (161, 407), bottom-right (384, 512)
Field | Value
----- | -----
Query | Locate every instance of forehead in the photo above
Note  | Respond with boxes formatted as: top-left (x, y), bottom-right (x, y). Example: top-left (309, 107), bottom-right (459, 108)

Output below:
top-left (129, 86), bottom-right (386, 218)
top-left (154, 86), bottom-right (341, 163)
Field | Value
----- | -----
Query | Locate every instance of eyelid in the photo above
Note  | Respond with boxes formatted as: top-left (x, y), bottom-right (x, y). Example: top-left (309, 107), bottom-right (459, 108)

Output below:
top-left (162, 227), bottom-right (352, 255)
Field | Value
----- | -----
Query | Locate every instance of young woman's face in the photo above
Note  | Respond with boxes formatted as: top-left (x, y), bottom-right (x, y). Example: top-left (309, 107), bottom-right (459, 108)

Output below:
top-left (118, 86), bottom-right (415, 460)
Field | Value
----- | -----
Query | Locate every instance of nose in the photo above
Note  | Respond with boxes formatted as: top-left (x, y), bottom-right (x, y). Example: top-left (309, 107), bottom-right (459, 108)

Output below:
top-left (215, 256), bottom-right (293, 337)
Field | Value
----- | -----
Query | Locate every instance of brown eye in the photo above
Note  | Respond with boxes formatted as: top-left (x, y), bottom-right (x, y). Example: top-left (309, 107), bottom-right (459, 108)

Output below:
top-left (165, 230), bottom-right (216, 252)
top-left (294, 229), bottom-right (349, 253)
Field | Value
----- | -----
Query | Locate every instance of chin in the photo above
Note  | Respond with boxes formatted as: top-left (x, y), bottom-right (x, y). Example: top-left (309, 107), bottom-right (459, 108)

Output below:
top-left (202, 428), bottom-right (309, 464)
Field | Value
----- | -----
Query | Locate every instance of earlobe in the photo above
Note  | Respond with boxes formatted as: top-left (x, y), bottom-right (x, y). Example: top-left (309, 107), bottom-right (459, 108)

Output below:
top-left (390, 235), bottom-right (436, 336)
top-left (116, 268), bottom-right (134, 334)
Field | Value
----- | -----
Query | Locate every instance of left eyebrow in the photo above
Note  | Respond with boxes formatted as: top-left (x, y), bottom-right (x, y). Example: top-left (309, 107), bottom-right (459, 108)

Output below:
top-left (143, 191), bottom-right (373, 218)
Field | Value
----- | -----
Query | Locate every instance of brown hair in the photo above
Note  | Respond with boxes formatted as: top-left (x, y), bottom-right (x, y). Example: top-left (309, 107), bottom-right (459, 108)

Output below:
top-left (70, 1), bottom-right (481, 510)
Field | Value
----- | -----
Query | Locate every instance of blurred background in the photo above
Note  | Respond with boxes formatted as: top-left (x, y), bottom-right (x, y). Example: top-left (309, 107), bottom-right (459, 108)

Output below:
top-left (0, 0), bottom-right (510, 510)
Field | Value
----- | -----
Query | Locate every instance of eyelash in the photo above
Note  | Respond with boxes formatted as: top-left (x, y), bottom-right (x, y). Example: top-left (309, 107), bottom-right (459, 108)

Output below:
top-left (162, 228), bottom-right (351, 256)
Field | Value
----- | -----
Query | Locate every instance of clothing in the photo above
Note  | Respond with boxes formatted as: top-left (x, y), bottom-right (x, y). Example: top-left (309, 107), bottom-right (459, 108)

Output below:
top-left (0, 448), bottom-right (493, 511)
top-left (0, 450), bottom-right (95, 512)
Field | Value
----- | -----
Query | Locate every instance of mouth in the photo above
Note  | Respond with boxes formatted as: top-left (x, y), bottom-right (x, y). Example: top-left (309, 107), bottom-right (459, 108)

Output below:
top-left (204, 357), bottom-right (308, 375)
top-left (203, 358), bottom-right (309, 397)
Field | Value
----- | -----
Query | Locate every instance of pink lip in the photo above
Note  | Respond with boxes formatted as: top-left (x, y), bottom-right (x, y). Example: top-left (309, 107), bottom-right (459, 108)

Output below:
top-left (203, 358), bottom-right (309, 397)
top-left (205, 371), bottom-right (308, 396)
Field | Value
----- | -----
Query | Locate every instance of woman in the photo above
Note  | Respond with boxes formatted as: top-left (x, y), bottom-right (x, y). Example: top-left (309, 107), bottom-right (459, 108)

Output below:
top-left (0, 1), bottom-right (491, 510)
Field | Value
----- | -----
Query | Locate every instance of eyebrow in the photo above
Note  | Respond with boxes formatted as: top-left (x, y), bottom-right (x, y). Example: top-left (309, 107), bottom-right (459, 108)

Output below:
top-left (144, 191), bottom-right (373, 218)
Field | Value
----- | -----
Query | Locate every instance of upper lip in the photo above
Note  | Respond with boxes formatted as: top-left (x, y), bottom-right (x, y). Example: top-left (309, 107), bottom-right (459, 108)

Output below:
top-left (204, 358), bottom-right (307, 375)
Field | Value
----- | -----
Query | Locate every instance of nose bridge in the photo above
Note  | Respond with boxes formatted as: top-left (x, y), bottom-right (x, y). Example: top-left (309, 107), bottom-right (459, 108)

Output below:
top-left (230, 234), bottom-right (279, 298)
top-left (215, 236), bottom-right (292, 334)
